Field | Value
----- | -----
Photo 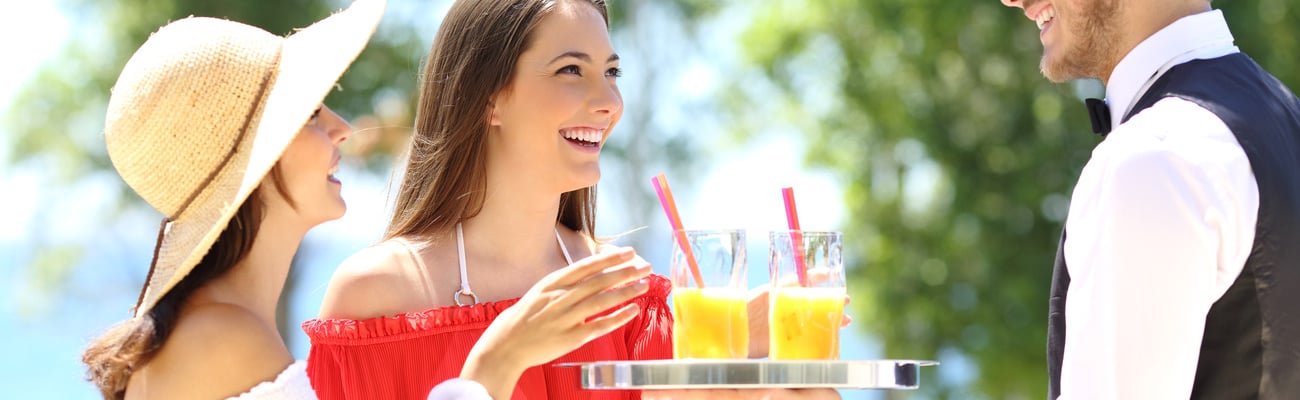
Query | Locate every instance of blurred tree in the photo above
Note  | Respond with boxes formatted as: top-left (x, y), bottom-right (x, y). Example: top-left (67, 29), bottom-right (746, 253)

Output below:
top-left (728, 0), bottom-right (1299, 398)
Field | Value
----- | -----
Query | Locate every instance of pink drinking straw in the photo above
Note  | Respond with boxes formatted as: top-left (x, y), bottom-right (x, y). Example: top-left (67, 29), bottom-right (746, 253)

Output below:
top-left (782, 187), bottom-right (810, 287)
top-left (652, 174), bottom-right (705, 289)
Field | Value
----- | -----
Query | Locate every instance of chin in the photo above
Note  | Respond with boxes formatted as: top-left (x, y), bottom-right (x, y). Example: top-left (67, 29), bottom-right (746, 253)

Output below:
top-left (314, 201), bottom-right (347, 225)
top-left (1039, 50), bottom-right (1071, 83)
top-left (563, 169), bottom-right (601, 193)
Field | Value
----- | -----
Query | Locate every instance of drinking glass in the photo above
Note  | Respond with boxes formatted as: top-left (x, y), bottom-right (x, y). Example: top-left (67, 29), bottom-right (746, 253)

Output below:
top-left (670, 229), bottom-right (749, 359)
top-left (768, 230), bottom-right (845, 360)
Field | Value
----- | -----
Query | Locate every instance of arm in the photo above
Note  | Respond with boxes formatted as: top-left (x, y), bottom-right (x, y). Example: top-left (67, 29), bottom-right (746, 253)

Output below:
top-left (1059, 116), bottom-right (1254, 398)
top-left (308, 242), bottom-right (444, 400)
top-left (459, 247), bottom-right (652, 399)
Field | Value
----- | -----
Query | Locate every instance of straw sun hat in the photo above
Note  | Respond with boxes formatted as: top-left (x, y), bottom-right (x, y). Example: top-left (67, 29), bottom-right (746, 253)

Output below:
top-left (104, 0), bottom-right (385, 317)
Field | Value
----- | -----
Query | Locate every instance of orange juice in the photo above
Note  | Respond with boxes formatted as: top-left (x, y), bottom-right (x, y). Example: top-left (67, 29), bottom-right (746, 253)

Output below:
top-left (770, 287), bottom-right (845, 360)
top-left (672, 287), bottom-right (749, 358)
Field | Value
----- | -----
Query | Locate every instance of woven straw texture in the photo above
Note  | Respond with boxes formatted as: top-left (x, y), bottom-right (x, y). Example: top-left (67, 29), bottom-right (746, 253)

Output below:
top-left (103, 0), bottom-right (385, 317)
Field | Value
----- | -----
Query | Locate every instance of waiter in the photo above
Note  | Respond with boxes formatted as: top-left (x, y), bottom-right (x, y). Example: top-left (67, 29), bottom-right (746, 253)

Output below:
top-left (998, 0), bottom-right (1300, 398)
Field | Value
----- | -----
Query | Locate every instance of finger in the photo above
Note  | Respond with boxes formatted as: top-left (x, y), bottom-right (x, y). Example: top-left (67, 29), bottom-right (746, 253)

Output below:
top-left (558, 258), bottom-right (651, 304)
top-left (570, 279), bottom-right (650, 319)
top-left (546, 246), bottom-right (636, 287)
top-left (841, 314), bottom-right (852, 327)
top-left (573, 303), bottom-right (640, 342)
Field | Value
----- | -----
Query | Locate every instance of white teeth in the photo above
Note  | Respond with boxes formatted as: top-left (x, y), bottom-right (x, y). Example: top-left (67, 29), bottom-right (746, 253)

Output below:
top-left (562, 128), bottom-right (603, 144)
top-left (328, 165), bottom-right (338, 176)
top-left (1036, 8), bottom-right (1056, 30)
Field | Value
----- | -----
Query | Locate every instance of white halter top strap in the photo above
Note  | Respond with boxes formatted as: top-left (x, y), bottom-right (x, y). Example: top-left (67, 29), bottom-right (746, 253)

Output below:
top-left (556, 229), bottom-right (575, 265)
top-left (454, 222), bottom-right (574, 305)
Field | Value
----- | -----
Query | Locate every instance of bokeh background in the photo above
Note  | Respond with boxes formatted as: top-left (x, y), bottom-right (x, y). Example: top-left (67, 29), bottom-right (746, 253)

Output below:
top-left (2, 0), bottom-right (1297, 398)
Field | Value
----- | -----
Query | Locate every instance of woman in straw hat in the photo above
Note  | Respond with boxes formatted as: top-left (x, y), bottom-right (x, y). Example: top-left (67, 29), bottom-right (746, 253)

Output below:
top-left (79, 0), bottom-right (386, 398)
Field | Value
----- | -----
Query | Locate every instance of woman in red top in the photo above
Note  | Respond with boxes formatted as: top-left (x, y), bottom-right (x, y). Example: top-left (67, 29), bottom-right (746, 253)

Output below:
top-left (302, 0), bottom-right (673, 399)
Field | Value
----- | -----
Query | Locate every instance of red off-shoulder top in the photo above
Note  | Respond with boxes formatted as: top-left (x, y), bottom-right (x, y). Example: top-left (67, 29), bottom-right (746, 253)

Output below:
top-left (302, 274), bottom-right (673, 400)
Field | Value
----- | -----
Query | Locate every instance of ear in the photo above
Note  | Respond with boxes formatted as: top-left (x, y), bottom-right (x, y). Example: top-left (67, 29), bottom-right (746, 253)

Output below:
top-left (487, 94), bottom-right (503, 127)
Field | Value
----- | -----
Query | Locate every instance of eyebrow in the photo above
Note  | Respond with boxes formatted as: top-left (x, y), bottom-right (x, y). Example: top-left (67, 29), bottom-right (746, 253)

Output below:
top-left (548, 51), bottom-right (620, 64)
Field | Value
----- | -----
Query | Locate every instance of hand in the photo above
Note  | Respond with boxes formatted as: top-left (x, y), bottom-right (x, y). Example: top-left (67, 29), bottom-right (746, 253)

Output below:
top-left (643, 388), bottom-right (842, 400)
top-left (460, 247), bottom-right (652, 399)
top-left (745, 268), bottom-right (852, 358)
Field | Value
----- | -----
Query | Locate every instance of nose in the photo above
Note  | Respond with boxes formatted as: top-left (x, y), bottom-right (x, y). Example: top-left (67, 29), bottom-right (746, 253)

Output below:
top-left (319, 105), bottom-right (352, 144)
top-left (588, 78), bottom-right (622, 116)
top-left (1002, 0), bottom-right (1022, 8)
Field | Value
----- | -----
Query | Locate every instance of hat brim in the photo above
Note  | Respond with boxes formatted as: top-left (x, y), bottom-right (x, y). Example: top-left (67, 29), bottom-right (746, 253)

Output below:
top-left (135, 0), bottom-right (385, 317)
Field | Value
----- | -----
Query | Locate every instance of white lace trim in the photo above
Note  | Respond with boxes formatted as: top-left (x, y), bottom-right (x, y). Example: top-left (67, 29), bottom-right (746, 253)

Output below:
top-left (225, 361), bottom-right (317, 399)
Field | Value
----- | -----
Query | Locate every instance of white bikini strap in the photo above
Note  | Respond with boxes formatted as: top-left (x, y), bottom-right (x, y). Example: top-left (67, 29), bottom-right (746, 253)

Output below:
top-left (454, 223), bottom-right (477, 306)
top-left (555, 228), bottom-right (574, 265)
top-left (454, 223), bottom-right (575, 306)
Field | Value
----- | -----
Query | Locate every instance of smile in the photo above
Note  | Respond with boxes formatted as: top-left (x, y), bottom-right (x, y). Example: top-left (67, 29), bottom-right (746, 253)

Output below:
top-left (1035, 6), bottom-right (1056, 31)
top-left (328, 163), bottom-right (341, 184)
top-left (561, 127), bottom-right (604, 148)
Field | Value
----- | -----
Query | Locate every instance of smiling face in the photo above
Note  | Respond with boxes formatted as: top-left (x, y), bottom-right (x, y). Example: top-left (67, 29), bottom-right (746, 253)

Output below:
top-left (486, 0), bottom-right (623, 194)
top-left (1004, 0), bottom-right (1122, 82)
top-left (265, 104), bottom-right (352, 226)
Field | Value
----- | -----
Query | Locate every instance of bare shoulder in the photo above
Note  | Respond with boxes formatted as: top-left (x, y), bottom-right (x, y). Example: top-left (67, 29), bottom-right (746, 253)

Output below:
top-left (137, 303), bottom-right (291, 399)
top-left (319, 239), bottom-right (439, 320)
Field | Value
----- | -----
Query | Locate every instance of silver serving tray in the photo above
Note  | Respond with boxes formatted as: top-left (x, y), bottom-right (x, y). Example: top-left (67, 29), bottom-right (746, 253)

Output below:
top-left (562, 359), bottom-right (938, 390)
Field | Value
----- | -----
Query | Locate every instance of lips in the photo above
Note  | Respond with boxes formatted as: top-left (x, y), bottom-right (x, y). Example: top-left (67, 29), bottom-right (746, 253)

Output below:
top-left (328, 155), bottom-right (341, 184)
top-left (561, 127), bottom-right (604, 148)
top-left (1035, 7), bottom-right (1056, 31)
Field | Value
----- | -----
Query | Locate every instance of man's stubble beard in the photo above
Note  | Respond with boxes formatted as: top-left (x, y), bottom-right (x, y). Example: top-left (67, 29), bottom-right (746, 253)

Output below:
top-left (1041, 0), bottom-right (1122, 83)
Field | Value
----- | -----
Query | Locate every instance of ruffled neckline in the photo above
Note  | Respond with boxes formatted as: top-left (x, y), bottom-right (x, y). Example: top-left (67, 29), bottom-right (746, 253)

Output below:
top-left (303, 274), bottom-right (671, 345)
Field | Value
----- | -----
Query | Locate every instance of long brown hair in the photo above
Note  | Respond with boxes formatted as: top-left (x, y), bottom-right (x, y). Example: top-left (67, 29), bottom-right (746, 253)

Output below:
top-left (81, 167), bottom-right (293, 399)
top-left (386, 0), bottom-right (610, 240)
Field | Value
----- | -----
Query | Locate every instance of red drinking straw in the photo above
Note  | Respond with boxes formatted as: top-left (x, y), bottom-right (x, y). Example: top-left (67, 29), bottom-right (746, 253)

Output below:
top-left (782, 187), bottom-right (810, 287)
top-left (652, 174), bottom-right (705, 289)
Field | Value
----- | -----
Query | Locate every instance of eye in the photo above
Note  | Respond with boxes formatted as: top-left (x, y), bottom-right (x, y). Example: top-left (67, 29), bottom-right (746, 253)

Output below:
top-left (606, 67), bottom-right (623, 78)
top-left (557, 65), bottom-right (581, 76)
top-left (310, 106), bottom-right (322, 122)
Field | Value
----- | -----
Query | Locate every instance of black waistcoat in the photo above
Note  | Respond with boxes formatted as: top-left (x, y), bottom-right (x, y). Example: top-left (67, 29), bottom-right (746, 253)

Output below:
top-left (1047, 53), bottom-right (1300, 399)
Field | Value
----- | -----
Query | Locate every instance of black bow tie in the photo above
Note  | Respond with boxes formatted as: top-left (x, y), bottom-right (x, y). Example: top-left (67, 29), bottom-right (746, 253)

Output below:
top-left (1086, 98), bottom-right (1111, 136)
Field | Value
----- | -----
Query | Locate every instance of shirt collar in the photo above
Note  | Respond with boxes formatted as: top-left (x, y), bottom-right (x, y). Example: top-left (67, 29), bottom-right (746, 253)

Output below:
top-left (1105, 9), bottom-right (1236, 127)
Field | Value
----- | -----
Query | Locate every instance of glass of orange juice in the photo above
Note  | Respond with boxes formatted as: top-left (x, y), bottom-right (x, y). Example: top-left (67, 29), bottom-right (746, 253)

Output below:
top-left (769, 230), bottom-right (845, 360)
top-left (670, 229), bottom-right (749, 359)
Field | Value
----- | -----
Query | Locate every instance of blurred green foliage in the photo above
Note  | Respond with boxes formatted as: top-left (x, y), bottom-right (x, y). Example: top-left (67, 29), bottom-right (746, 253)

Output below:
top-left (731, 0), bottom-right (1300, 398)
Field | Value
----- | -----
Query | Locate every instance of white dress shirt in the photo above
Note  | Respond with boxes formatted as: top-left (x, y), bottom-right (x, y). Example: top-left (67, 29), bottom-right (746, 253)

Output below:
top-left (1059, 10), bottom-right (1260, 399)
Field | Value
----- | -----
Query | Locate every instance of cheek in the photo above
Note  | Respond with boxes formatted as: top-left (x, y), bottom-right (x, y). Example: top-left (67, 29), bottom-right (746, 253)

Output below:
top-left (282, 133), bottom-right (331, 182)
top-left (525, 82), bottom-right (585, 120)
top-left (281, 136), bottom-right (314, 171)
